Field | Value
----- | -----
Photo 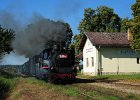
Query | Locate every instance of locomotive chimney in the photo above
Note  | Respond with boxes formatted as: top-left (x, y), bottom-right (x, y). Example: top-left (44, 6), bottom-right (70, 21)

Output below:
top-left (127, 28), bottom-right (133, 41)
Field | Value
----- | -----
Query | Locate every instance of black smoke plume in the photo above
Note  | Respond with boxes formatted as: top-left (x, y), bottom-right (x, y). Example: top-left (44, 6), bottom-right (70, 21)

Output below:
top-left (12, 17), bottom-right (67, 57)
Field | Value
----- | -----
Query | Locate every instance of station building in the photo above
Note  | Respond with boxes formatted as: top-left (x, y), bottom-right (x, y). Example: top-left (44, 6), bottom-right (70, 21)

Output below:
top-left (78, 31), bottom-right (140, 75)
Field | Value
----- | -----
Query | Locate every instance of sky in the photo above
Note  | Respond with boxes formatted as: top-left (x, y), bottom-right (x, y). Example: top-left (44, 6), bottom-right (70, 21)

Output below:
top-left (0, 0), bottom-right (135, 65)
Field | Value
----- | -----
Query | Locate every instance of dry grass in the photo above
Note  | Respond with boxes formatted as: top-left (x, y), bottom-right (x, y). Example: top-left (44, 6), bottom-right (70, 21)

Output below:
top-left (7, 75), bottom-right (140, 100)
top-left (7, 77), bottom-right (82, 100)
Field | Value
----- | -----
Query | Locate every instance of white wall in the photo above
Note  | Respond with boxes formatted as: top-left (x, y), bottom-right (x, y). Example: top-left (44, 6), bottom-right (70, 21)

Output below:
top-left (83, 39), bottom-right (97, 75)
top-left (100, 47), bottom-right (140, 74)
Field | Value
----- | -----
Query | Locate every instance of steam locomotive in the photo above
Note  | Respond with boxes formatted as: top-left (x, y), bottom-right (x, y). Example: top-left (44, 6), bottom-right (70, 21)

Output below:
top-left (22, 43), bottom-right (77, 83)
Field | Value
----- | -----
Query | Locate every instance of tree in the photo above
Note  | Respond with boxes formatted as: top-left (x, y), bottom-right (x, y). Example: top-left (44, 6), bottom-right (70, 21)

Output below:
top-left (129, 0), bottom-right (140, 52)
top-left (96, 6), bottom-right (121, 32)
top-left (78, 6), bottom-right (121, 34)
top-left (74, 6), bottom-right (121, 54)
top-left (0, 26), bottom-right (15, 57)
top-left (63, 23), bottom-right (73, 48)
top-left (120, 18), bottom-right (129, 32)
top-left (78, 8), bottom-right (95, 34)
top-left (71, 33), bottom-right (82, 54)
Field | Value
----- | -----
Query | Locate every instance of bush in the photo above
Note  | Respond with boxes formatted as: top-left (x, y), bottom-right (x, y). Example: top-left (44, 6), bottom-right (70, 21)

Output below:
top-left (0, 77), bottom-right (14, 99)
top-left (0, 69), bottom-right (17, 99)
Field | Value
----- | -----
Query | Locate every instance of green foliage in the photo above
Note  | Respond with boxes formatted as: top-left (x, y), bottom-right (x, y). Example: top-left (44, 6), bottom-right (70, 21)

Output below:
top-left (63, 23), bottom-right (73, 45)
top-left (84, 91), bottom-right (120, 100)
top-left (0, 69), bottom-right (17, 79)
top-left (74, 6), bottom-right (125, 54)
top-left (61, 86), bottom-right (78, 96)
top-left (71, 33), bottom-right (82, 54)
top-left (78, 6), bottom-right (121, 34)
top-left (92, 74), bottom-right (140, 81)
top-left (120, 18), bottom-right (129, 32)
top-left (0, 26), bottom-right (15, 56)
top-left (78, 8), bottom-right (95, 33)
top-left (0, 69), bottom-right (18, 99)
top-left (129, 0), bottom-right (140, 52)
top-left (26, 77), bottom-right (44, 84)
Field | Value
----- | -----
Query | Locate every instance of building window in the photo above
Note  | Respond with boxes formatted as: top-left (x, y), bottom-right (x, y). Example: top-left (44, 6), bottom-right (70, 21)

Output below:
top-left (91, 57), bottom-right (94, 67)
top-left (86, 58), bottom-right (89, 67)
top-left (137, 58), bottom-right (140, 64)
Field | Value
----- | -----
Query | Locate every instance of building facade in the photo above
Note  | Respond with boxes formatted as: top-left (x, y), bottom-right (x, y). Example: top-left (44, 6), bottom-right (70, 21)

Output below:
top-left (79, 32), bottom-right (140, 75)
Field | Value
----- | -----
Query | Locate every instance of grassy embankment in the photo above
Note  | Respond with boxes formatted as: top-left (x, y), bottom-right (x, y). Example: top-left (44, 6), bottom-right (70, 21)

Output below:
top-left (0, 69), bottom-right (18, 99)
top-left (1, 69), bottom-right (139, 100)
top-left (9, 75), bottom-right (140, 100)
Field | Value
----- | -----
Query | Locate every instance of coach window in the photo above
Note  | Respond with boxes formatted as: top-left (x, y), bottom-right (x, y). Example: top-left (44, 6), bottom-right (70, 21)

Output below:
top-left (91, 57), bottom-right (94, 67)
top-left (86, 58), bottom-right (89, 67)
top-left (137, 58), bottom-right (140, 64)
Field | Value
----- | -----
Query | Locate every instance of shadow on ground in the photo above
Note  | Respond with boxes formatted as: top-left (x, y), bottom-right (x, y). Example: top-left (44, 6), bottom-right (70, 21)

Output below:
top-left (75, 77), bottom-right (119, 84)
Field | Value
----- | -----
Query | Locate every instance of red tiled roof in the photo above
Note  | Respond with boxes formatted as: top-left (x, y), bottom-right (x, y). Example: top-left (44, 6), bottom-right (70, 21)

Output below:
top-left (79, 32), bottom-right (130, 50)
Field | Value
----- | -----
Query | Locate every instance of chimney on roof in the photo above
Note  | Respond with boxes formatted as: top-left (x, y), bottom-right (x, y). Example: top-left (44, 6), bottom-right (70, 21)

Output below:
top-left (127, 28), bottom-right (133, 41)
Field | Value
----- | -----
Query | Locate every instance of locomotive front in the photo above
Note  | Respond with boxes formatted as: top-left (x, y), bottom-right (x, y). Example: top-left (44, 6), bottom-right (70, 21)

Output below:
top-left (41, 43), bottom-right (76, 83)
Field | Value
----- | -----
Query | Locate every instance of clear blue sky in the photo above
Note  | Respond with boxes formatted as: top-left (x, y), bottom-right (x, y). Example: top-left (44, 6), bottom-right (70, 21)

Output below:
top-left (0, 0), bottom-right (136, 64)
top-left (0, 0), bottom-right (135, 34)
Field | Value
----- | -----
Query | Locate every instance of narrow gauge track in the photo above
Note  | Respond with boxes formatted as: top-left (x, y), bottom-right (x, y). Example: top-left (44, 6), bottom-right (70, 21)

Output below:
top-left (63, 78), bottom-right (140, 99)
top-left (104, 81), bottom-right (140, 87)
top-left (76, 76), bottom-right (140, 87)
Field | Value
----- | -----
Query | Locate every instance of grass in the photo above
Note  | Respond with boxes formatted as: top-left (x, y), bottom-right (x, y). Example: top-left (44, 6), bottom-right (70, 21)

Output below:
top-left (4, 72), bottom-right (140, 100)
top-left (77, 73), bottom-right (140, 100)
top-left (25, 77), bottom-right (79, 97)
top-left (0, 68), bottom-right (139, 100)
top-left (0, 69), bottom-right (18, 99)
top-left (56, 85), bottom-right (79, 96)
top-left (78, 73), bottom-right (140, 82)
top-left (27, 76), bottom-right (140, 100)
top-left (93, 74), bottom-right (140, 84)
top-left (26, 77), bottom-right (79, 97)
top-left (76, 83), bottom-right (140, 100)
top-left (83, 91), bottom-right (120, 100)
top-left (26, 77), bottom-right (42, 84)
top-left (8, 76), bottom-right (140, 100)
top-left (94, 74), bottom-right (140, 80)
top-left (45, 83), bottom-right (79, 97)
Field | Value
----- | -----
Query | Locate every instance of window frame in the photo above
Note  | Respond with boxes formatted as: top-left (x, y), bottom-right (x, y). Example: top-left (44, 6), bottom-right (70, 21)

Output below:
top-left (91, 57), bottom-right (94, 67)
top-left (86, 58), bottom-right (89, 67)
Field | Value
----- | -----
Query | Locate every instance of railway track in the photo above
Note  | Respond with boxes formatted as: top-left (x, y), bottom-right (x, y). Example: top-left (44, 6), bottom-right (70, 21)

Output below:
top-left (76, 76), bottom-right (140, 87)
top-left (68, 77), bottom-right (140, 99)
top-left (69, 83), bottom-right (124, 100)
